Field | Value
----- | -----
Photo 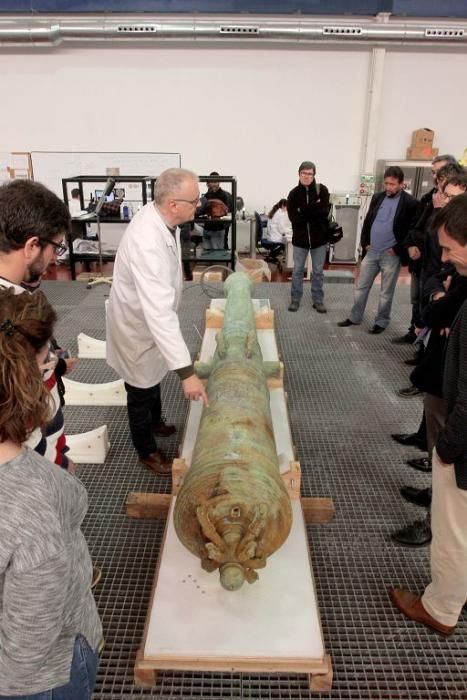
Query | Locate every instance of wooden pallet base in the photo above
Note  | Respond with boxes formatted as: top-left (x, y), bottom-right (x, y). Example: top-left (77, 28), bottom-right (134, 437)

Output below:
top-left (130, 295), bottom-right (333, 692)
top-left (134, 649), bottom-right (333, 691)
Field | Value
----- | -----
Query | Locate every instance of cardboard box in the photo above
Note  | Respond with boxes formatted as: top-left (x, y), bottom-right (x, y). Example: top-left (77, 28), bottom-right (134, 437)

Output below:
top-left (411, 128), bottom-right (435, 148)
top-left (406, 146), bottom-right (439, 161)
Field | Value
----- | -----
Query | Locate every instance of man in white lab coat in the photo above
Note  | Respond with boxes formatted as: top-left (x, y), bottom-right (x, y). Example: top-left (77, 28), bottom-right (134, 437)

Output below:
top-left (106, 168), bottom-right (208, 475)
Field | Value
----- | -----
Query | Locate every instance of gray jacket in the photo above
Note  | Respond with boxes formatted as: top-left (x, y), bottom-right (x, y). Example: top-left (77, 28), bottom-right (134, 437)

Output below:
top-left (0, 449), bottom-right (102, 695)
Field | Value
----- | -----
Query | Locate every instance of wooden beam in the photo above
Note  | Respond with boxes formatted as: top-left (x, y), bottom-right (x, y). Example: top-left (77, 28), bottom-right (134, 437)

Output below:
top-left (126, 493), bottom-right (171, 519)
top-left (301, 497), bottom-right (335, 524)
top-left (127, 493), bottom-right (334, 524)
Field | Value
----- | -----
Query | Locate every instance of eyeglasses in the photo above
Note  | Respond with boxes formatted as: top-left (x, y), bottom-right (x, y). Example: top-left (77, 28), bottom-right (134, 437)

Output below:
top-left (300, 171), bottom-right (314, 177)
top-left (42, 238), bottom-right (67, 256)
top-left (174, 197), bottom-right (200, 207)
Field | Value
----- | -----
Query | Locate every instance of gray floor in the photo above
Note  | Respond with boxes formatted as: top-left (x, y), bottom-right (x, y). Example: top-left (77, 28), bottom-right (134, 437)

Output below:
top-left (42, 278), bottom-right (467, 700)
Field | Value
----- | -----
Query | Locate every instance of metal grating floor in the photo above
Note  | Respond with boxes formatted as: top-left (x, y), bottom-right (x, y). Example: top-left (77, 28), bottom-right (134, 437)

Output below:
top-left (42, 279), bottom-right (467, 700)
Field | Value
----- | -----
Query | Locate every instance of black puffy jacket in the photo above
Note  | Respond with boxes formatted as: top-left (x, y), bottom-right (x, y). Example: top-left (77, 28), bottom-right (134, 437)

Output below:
top-left (287, 181), bottom-right (330, 249)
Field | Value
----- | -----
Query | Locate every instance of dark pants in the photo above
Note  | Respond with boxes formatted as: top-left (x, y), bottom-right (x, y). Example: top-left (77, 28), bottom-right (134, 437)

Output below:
top-left (415, 409), bottom-right (428, 449)
top-left (124, 382), bottom-right (161, 457)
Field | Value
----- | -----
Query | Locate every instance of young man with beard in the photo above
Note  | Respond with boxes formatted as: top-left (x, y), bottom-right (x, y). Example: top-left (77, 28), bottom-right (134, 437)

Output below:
top-left (0, 179), bottom-right (72, 470)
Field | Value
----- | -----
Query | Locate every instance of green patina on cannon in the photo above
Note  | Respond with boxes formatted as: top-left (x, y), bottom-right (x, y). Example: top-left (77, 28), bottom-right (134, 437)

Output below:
top-left (173, 272), bottom-right (293, 591)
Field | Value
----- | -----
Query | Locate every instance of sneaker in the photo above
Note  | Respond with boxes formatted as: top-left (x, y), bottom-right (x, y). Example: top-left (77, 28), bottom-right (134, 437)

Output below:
top-left (288, 300), bottom-right (300, 312)
top-left (391, 518), bottom-right (432, 547)
top-left (312, 302), bottom-right (327, 313)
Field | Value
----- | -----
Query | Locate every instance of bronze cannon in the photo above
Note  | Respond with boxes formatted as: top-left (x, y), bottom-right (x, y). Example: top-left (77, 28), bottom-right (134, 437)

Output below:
top-left (173, 272), bottom-right (292, 591)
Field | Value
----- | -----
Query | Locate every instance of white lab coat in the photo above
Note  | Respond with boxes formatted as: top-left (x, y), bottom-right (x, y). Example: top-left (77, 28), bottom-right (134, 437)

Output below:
top-left (106, 202), bottom-right (192, 388)
top-left (266, 208), bottom-right (292, 243)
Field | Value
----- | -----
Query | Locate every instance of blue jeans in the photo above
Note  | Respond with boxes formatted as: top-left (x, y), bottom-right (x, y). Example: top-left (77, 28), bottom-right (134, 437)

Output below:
top-left (290, 244), bottom-right (327, 304)
top-left (0, 635), bottom-right (99, 700)
top-left (349, 249), bottom-right (401, 328)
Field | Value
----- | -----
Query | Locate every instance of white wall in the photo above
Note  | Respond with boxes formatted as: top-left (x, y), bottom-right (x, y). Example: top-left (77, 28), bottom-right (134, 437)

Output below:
top-left (378, 50), bottom-right (467, 161)
top-left (0, 43), bottom-right (466, 210)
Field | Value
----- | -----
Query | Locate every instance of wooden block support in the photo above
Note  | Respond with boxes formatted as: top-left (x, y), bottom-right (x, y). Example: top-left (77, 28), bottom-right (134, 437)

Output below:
top-left (309, 654), bottom-right (333, 691)
top-left (171, 457), bottom-right (188, 494)
top-left (205, 307), bottom-right (274, 330)
top-left (266, 362), bottom-right (284, 389)
top-left (301, 498), bottom-right (335, 524)
top-left (281, 460), bottom-right (301, 499)
top-left (255, 308), bottom-right (274, 329)
top-left (126, 493), bottom-right (171, 519)
top-left (134, 649), bottom-right (158, 688)
top-left (205, 308), bottom-right (224, 328)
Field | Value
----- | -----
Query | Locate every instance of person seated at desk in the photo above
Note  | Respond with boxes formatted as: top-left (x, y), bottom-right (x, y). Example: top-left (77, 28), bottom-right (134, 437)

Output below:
top-left (265, 198), bottom-right (290, 254)
top-left (200, 172), bottom-right (233, 251)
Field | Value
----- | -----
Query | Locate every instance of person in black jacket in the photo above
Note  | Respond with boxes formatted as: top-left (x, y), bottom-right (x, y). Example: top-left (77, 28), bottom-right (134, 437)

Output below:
top-left (287, 161), bottom-right (330, 313)
top-left (391, 266), bottom-right (467, 547)
top-left (338, 166), bottom-right (417, 333)
top-left (396, 154), bottom-right (460, 344)
top-left (390, 193), bottom-right (467, 636)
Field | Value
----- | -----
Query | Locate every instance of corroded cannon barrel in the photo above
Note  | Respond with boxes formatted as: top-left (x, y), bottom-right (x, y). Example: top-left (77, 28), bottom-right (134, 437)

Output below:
top-left (173, 272), bottom-right (292, 591)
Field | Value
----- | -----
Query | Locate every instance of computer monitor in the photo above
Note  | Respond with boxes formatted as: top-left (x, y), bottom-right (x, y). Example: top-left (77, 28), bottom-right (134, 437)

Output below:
top-left (95, 189), bottom-right (115, 203)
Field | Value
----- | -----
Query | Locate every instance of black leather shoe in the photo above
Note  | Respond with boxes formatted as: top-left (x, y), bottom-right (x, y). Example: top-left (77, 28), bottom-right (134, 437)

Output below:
top-left (369, 324), bottom-right (385, 334)
top-left (337, 318), bottom-right (355, 327)
top-left (391, 433), bottom-right (427, 450)
top-left (400, 486), bottom-right (432, 508)
top-left (397, 385), bottom-right (422, 398)
top-left (407, 456), bottom-right (432, 472)
top-left (392, 332), bottom-right (417, 344)
top-left (404, 357), bottom-right (419, 366)
top-left (391, 518), bottom-right (432, 547)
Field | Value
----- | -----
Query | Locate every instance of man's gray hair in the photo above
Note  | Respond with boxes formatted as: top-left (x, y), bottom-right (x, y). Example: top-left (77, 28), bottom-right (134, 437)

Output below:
top-left (154, 168), bottom-right (198, 205)
top-left (432, 154), bottom-right (458, 166)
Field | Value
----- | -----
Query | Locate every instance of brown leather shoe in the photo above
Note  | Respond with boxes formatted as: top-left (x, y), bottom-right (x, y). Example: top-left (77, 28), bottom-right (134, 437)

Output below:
top-left (139, 451), bottom-right (172, 476)
top-left (389, 588), bottom-right (455, 636)
top-left (153, 419), bottom-right (176, 437)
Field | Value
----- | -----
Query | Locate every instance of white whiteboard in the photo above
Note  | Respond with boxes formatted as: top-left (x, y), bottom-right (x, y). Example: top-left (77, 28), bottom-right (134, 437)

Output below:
top-left (31, 151), bottom-right (181, 198)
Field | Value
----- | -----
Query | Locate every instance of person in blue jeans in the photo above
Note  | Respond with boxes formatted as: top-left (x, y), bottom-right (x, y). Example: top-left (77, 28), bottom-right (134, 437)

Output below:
top-left (287, 161), bottom-right (330, 313)
top-left (338, 166), bottom-right (418, 333)
top-left (0, 289), bottom-right (102, 700)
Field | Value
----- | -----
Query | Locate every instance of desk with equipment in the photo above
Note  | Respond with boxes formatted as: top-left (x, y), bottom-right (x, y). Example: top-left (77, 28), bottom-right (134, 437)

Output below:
top-left (63, 175), bottom-right (155, 280)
